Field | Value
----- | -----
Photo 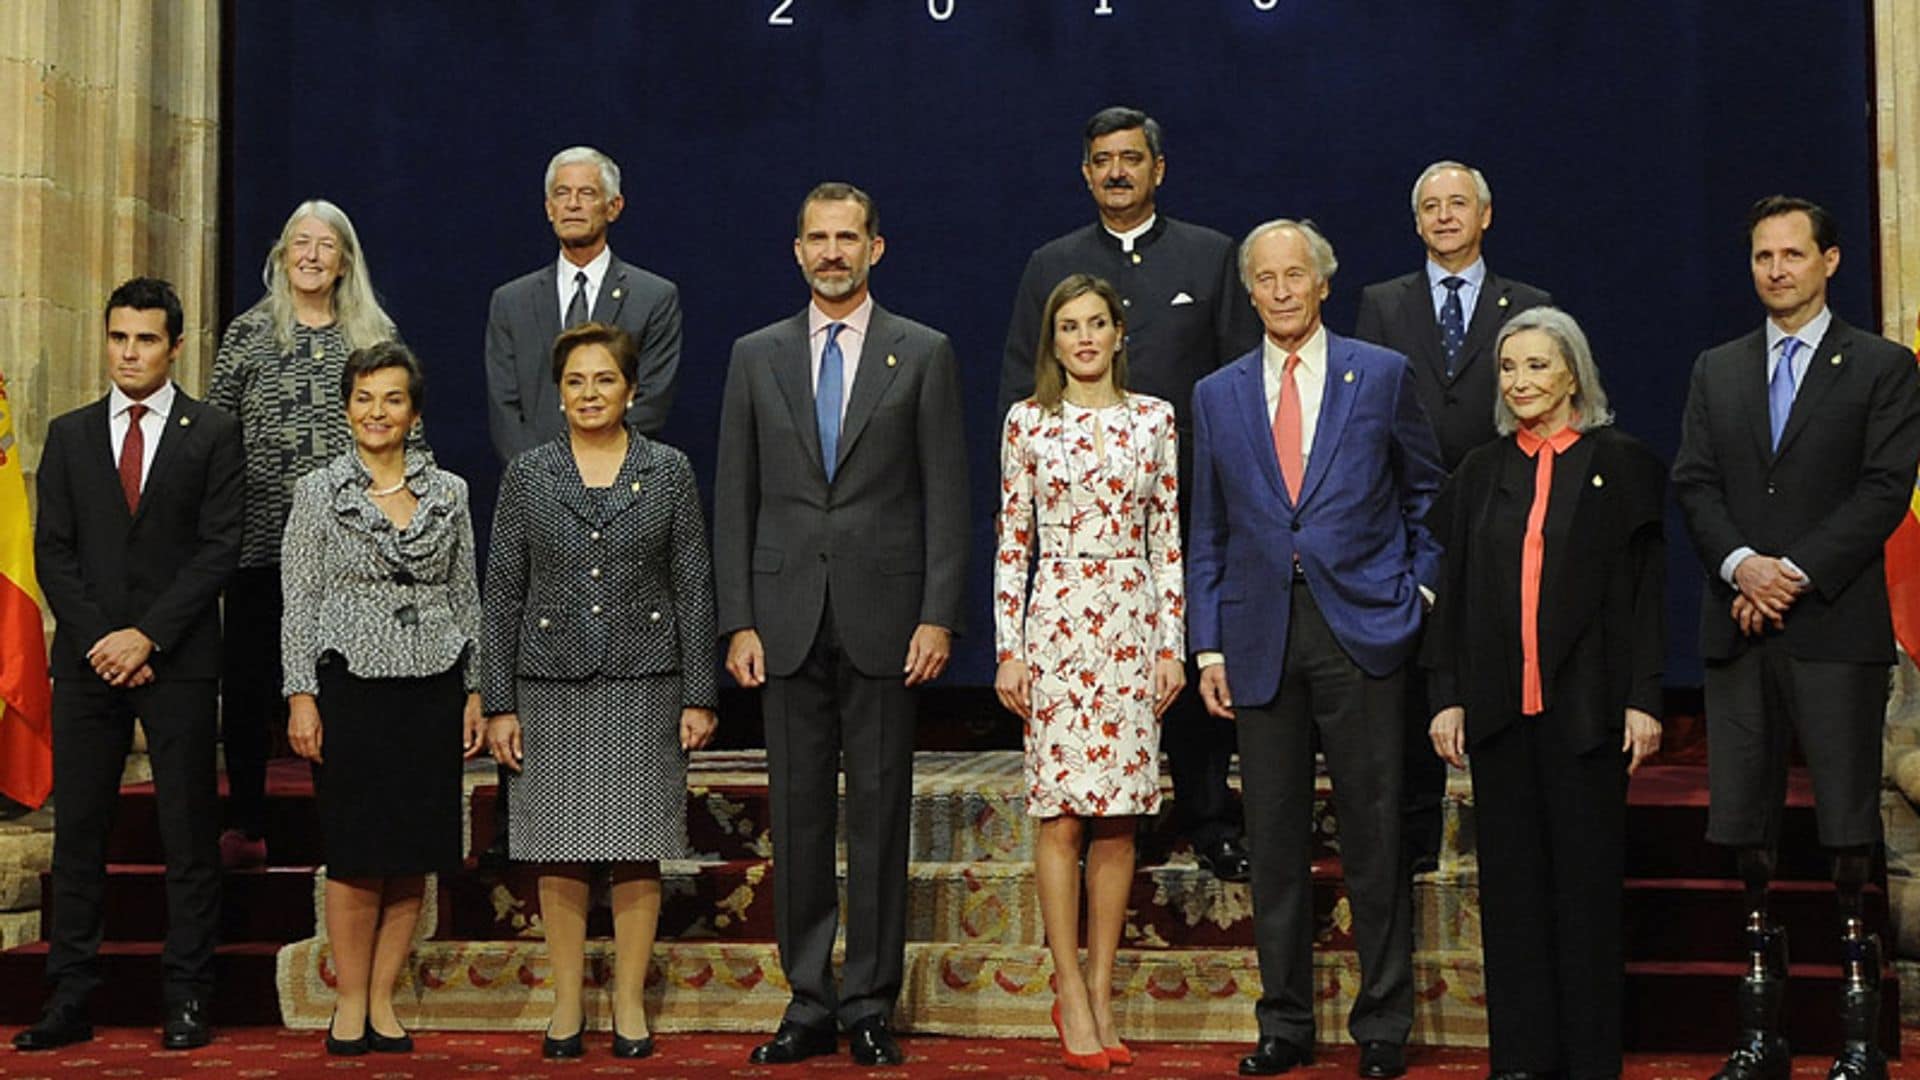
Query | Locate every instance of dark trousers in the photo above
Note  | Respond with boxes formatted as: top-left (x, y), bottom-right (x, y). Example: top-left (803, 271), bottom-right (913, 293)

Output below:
top-left (1399, 651), bottom-right (1446, 868)
top-left (1237, 581), bottom-right (1412, 1047)
top-left (1471, 711), bottom-right (1627, 1079)
top-left (763, 606), bottom-right (916, 1030)
top-left (48, 676), bottom-right (220, 1006)
top-left (1705, 643), bottom-right (1886, 849)
top-left (1161, 681), bottom-right (1239, 848)
top-left (220, 566), bottom-right (285, 837)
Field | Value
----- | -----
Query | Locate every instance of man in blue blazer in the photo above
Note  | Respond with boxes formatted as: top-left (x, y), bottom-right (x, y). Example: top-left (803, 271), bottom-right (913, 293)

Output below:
top-left (1188, 220), bottom-right (1444, 1078)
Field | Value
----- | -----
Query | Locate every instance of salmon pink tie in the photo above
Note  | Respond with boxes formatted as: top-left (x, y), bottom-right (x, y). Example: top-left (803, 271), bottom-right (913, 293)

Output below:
top-left (1272, 353), bottom-right (1303, 500)
top-left (118, 403), bottom-right (147, 513)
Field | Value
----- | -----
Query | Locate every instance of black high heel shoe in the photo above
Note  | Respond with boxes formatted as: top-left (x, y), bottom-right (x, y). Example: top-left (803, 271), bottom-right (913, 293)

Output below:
top-left (368, 1020), bottom-right (413, 1053)
top-left (325, 1011), bottom-right (370, 1056)
top-left (543, 1023), bottom-right (585, 1059)
top-left (612, 1029), bottom-right (655, 1059)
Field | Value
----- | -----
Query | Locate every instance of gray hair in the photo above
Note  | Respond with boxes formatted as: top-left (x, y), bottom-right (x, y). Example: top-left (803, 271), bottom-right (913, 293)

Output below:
top-left (544, 146), bottom-right (622, 201)
top-left (1492, 306), bottom-right (1615, 435)
top-left (256, 199), bottom-right (395, 353)
top-left (1237, 219), bottom-right (1338, 292)
top-left (1082, 105), bottom-right (1163, 161)
top-left (1409, 160), bottom-right (1492, 219)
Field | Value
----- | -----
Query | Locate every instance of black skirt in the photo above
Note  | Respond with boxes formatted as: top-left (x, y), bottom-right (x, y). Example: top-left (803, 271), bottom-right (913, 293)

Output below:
top-left (312, 658), bottom-right (464, 877)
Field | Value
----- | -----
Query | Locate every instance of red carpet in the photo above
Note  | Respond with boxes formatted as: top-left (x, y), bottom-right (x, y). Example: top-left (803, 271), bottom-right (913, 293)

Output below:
top-left (1, 1028), bottom-right (1916, 1078)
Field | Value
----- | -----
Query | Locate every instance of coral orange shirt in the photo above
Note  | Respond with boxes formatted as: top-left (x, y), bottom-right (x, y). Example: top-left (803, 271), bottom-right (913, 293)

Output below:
top-left (1513, 424), bottom-right (1582, 715)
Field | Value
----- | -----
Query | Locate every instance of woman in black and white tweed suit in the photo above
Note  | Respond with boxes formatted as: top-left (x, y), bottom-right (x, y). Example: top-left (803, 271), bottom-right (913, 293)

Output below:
top-left (483, 322), bottom-right (719, 1060)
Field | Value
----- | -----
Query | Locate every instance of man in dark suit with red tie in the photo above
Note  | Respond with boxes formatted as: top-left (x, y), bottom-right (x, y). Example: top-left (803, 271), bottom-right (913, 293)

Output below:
top-left (18, 278), bottom-right (242, 1052)
top-left (1189, 220), bottom-right (1445, 1078)
top-left (1352, 160), bottom-right (1552, 877)
top-left (1674, 196), bottom-right (1920, 1080)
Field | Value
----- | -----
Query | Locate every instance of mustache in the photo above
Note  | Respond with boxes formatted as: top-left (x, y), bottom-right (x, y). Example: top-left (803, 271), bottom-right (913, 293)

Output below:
top-left (1102, 178), bottom-right (1134, 190)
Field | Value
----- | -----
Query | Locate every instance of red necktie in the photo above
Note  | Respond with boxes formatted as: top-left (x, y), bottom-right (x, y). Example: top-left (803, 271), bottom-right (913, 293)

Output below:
top-left (119, 403), bottom-right (147, 513)
top-left (1271, 353), bottom-right (1303, 500)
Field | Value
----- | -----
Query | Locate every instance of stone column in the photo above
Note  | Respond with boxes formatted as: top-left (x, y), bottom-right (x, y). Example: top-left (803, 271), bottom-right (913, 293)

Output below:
top-left (1876, 0), bottom-right (1920, 345)
top-left (0, 0), bottom-right (220, 481)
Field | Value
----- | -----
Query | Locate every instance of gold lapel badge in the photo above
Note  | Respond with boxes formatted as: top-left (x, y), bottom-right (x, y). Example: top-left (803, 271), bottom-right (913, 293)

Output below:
top-left (1343, 370), bottom-right (1355, 383)
top-left (1498, 296), bottom-right (1510, 308)
top-left (1592, 474), bottom-right (1605, 488)
top-left (630, 480), bottom-right (642, 493)
top-left (612, 288), bottom-right (624, 300)
top-left (1830, 355), bottom-right (1841, 365)
top-left (886, 354), bottom-right (899, 368)
top-left (179, 415), bottom-right (192, 427)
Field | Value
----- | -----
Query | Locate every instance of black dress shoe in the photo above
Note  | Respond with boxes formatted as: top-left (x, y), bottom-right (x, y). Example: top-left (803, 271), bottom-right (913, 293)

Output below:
top-left (749, 1020), bottom-right (836, 1064)
top-left (11, 1002), bottom-right (93, 1051)
top-left (1713, 1034), bottom-right (1791, 1080)
top-left (325, 1012), bottom-right (369, 1056)
top-left (162, 998), bottom-right (212, 1050)
top-left (1829, 1041), bottom-right (1889, 1080)
top-left (612, 1030), bottom-right (655, 1059)
top-left (1240, 1036), bottom-right (1312, 1075)
top-left (368, 1023), bottom-right (413, 1053)
top-left (1485, 1072), bottom-right (1546, 1080)
top-left (1358, 1041), bottom-right (1406, 1079)
top-left (543, 1024), bottom-right (585, 1059)
top-left (848, 1015), bottom-right (904, 1066)
top-left (1197, 836), bottom-right (1253, 883)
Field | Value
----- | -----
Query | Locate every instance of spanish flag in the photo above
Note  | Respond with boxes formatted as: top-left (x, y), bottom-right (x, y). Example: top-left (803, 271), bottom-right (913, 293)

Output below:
top-left (1888, 312), bottom-right (1920, 664)
top-left (0, 370), bottom-right (52, 808)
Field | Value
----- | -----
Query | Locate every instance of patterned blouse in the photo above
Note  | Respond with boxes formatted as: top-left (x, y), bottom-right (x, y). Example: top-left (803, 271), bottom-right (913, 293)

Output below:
top-left (280, 449), bottom-right (481, 697)
top-left (207, 307), bottom-right (419, 568)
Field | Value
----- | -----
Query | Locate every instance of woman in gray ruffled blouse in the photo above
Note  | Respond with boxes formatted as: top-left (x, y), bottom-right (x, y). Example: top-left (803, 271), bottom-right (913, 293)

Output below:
top-left (280, 342), bottom-right (485, 1056)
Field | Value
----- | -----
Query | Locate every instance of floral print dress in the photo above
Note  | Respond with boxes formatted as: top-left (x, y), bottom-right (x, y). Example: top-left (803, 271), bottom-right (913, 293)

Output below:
top-left (995, 394), bottom-right (1185, 818)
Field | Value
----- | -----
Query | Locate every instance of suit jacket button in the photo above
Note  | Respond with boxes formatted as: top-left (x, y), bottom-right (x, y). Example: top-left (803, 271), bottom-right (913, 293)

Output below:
top-left (1767, 484), bottom-right (1776, 495)
top-left (590, 604), bottom-right (603, 615)
top-left (1289, 522), bottom-right (1302, 532)
top-left (1444, 394), bottom-right (1458, 405)
top-left (589, 567), bottom-right (602, 578)
top-left (590, 530), bottom-right (602, 541)
top-left (649, 611), bottom-right (662, 622)
top-left (538, 617), bottom-right (552, 629)
top-left (817, 553), bottom-right (827, 562)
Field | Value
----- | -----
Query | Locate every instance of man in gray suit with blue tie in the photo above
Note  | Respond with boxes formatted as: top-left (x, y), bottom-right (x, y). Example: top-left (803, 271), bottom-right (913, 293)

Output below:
top-left (484, 145), bottom-right (683, 460)
top-left (714, 182), bottom-right (969, 1068)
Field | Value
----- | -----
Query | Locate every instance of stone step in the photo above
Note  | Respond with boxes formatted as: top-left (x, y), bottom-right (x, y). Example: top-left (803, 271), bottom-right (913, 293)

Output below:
top-left (0, 941), bottom-right (284, 1025)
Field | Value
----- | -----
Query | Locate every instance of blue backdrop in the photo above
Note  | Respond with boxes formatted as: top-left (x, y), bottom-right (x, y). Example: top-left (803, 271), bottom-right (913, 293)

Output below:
top-left (227, 1), bottom-right (1880, 687)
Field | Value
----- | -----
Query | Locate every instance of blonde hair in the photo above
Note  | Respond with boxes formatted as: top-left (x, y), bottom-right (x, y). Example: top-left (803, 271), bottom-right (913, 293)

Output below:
top-left (255, 199), bottom-right (395, 353)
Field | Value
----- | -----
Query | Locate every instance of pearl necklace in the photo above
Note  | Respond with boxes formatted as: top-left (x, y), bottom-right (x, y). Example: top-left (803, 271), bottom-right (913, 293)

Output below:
top-left (367, 479), bottom-right (407, 497)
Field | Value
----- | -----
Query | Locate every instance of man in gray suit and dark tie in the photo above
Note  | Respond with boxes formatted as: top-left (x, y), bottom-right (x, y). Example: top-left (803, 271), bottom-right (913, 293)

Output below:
top-left (481, 146), bottom-right (684, 864)
top-left (484, 145), bottom-right (683, 460)
top-left (714, 182), bottom-right (969, 1067)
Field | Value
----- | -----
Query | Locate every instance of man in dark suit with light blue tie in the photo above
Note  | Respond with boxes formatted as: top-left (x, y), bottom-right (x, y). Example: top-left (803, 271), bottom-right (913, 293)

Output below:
top-left (1188, 220), bottom-right (1444, 1078)
top-left (714, 182), bottom-right (969, 1068)
top-left (1674, 195), bottom-right (1920, 1080)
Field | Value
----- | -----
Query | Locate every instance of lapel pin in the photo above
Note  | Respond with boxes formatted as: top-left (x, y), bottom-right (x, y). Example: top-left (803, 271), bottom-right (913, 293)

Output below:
top-left (887, 354), bottom-right (898, 368)
top-left (1830, 355), bottom-right (1841, 365)
top-left (1592, 474), bottom-right (1605, 487)
top-left (630, 480), bottom-right (641, 493)
top-left (179, 415), bottom-right (192, 427)
top-left (1343, 370), bottom-right (1355, 383)
top-left (612, 288), bottom-right (623, 300)
top-left (1498, 296), bottom-right (1510, 308)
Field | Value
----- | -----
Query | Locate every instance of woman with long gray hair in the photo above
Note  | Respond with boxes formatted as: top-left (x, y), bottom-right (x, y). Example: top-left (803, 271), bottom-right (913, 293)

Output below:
top-left (207, 199), bottom-right (412, 868)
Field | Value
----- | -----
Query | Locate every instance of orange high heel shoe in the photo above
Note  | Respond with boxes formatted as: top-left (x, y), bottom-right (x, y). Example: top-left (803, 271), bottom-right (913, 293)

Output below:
top-left (1052, 1000), bottom-right (1111, 1072)
top-left (1102, 1039), bottom-right (1133, 1066)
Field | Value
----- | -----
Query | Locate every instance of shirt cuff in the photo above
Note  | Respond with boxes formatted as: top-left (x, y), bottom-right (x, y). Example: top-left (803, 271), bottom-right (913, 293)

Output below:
top-left (1719, 546), bottom-right (1757, 585)
top-left (1196, 651), bottom-right (1225, 669)
top-left (1418, 585), bottom-right (1436, 609)
top-left (1780, 556), bottom-right (1811, 589)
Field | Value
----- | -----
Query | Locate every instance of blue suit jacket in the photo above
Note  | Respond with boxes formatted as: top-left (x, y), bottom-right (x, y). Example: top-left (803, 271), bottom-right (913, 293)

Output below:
top-left (1186, 330), bottom-right (1445, 706)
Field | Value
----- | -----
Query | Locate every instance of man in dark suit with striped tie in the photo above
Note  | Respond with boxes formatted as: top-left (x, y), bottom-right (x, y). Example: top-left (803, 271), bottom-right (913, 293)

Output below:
top-left (1352, 160), bottom-right (1552, 877)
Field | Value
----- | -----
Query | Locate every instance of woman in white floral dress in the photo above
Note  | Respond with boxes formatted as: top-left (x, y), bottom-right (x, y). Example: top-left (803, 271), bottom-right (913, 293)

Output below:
top-left (994, 274), bottom-right (1186, 1070)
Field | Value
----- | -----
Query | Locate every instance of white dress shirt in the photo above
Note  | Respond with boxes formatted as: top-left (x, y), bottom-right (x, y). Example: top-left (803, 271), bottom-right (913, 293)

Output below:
top-left (1426, 257), bottom-right (1487, 328)
top-left (807, 294), bottom-right (874, 421)
top-left (1263, 323), bottom-right (1329, 470)
top-left (108, 380), bottom-right (176, 491)
top-left (554, 246), bottom-right (614, 322)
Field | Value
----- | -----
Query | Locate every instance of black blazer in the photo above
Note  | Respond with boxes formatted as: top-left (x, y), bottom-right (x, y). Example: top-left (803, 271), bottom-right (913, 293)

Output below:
top-left (34, 389), bottom-right (243, 681)
top-left (1424, 426), bottom-right (1666, 754)
top-left (1672, 317), bottom-right (1920, 663)
top-left (1353, 269), bottom-right (1553, 469)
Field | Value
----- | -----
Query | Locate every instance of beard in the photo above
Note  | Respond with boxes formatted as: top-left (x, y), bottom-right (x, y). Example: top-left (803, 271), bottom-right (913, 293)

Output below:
top-left (803, 262), bottom-right (867, 300)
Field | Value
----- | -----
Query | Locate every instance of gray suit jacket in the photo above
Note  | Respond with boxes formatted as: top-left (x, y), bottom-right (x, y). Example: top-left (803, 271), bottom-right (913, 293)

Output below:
top-left (484, 253), bottom-right (682, 460)
top-left (713, 303), bottom-right (969, 678)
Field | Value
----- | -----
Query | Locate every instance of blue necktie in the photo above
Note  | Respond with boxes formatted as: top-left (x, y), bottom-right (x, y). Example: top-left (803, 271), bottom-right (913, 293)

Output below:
top-left (1769, 336), bottom-right (1801, 451)
top-left (817, 322), bottom-right (846, 480)
top-left (1438, 276), bottom-right (1466, 378)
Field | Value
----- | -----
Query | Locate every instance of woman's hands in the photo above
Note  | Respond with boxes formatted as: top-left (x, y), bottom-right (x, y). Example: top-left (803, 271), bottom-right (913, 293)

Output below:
top-left (288, 694), bottom-right (323, 763)
top-left (462, 693), bottom-right (485, 759)
top-left (1152, 657), bottom-right (1186, 718)
top-left (488, 712), bottom-right (523, 772)
top-left (1428, 706), bottom-right (1466, 770)
top-left (994, 660), bottom-right (1032, 719)
top-left (1623, 707), bottom-right (1661, 774)
top-left (680, 707), bottom-right (718, 751)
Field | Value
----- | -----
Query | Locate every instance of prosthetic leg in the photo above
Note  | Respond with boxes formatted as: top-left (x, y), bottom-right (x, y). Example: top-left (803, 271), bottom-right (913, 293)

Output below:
top-left (1828, 849), bottom-right (1886, 1080)
top-left (1714, 848), bottom-right (1790, 1080)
